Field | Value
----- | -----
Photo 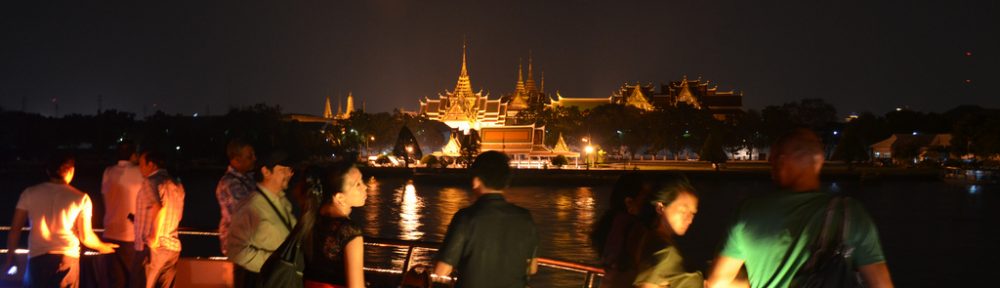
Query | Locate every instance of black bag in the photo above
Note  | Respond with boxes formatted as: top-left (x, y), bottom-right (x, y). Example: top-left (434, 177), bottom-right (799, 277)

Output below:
top-left (793, 197), bottom-right (864, 288)
top-left (258, 230), bottom-right (305, 288)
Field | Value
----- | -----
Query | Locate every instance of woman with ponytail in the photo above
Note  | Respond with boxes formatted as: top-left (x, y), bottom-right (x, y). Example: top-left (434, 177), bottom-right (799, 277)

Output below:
top-left (294, 161), bottom-right (369, 288)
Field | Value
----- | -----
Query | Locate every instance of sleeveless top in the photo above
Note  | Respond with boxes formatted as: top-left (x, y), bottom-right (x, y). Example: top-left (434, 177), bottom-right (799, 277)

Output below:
top-left (303, 216), bottom-right (363, 285)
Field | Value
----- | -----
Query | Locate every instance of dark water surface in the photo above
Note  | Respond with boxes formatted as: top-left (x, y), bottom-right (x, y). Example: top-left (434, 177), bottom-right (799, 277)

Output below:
top-left (2, 165), bottom-right (997, 286)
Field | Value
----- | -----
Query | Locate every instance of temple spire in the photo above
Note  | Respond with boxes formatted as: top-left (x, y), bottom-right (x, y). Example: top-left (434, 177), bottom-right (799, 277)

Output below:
top-left (525, 51), bottom-right (536, 92)
top-left (540, 70), bottom-right (545, 93)
top-left (515, 59), bottom-right (525, 94)
top-left (460, 42), bottom-right (468, 77)
top-left (323, 96), bottom-right (333, 118)
top-left (345, 92), bottom-right (354, 117)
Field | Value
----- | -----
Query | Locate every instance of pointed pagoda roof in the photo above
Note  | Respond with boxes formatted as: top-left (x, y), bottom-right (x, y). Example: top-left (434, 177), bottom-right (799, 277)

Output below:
top-left (323, 96), bottom-right (333, 119)
top-left (675, 75), bottom-right (702, 109)
top-left (552, 133), bottom-right (571, 153)
top-left (525, 52), bottom-right (536, 93)
top-left (440, 132), bottom-right (462, 156)
top-left (508, 60), bottom-right (529, 110)
top-left (625, 84), bottom-right (655, 111)
top-left (452, 43), bottom-right (475, 100)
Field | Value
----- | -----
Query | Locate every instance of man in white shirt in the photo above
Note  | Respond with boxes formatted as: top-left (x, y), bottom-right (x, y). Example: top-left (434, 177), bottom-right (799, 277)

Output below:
top-left (227, 150), bottom-right (296, 288)
top-left (101, 142), bottom-right (144, 288)
top-left (3, 154), bottom-right (118, 287)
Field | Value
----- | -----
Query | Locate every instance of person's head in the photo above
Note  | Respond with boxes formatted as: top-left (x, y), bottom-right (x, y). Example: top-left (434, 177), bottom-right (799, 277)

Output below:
top-left (296, 161), bottom-right (367, 217)
top-left (226, 139), bottom-right (256, 173)
top-left (46, 153), bottom-right (76, 184)
top-left (256, 150), bottom-right (295, 191)
top-left (469, 151), bottom-right (511, 193)
top-left (610, 172), bottom-right (652, 216)
top-left (138, 150), bottom-right (166, 177)
top-left (768, 128), bottom-right (825, 190)
top-left (116, 141), bottom-right (138, 163)
top-left (295, 161), bottom-right (368, 262)
top-left (640, 175), bottom-right (698, 238)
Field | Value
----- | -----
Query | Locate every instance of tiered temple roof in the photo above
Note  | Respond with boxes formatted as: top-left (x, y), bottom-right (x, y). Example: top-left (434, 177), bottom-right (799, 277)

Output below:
top-left (419, 45), bottom-right (507, 132)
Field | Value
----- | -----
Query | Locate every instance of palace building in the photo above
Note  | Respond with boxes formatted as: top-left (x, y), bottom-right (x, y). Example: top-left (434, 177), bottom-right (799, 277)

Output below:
top-left (419, 45), bottom-right (578, 164)
top-left (550, 76), bottom-right (744, 120)
top-left (287, 92), bottom-right (358, 123)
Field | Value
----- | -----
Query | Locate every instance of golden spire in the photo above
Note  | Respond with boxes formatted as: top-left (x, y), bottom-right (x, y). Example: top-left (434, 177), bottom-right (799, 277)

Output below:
top-left (345, 92), bottom-right (354, 117)
top-left (525, 51), bottom-right (536, 92)
top-left (337, 94), bottom-right (343, 115)
top-left (515, 59), bottom-right (525, 94)
top-left (460, 42), bottom-right (468, 77)
top-left (540, 70), bottom-right (545, 93)
top-left (323, 96), bottom-right (333, 119)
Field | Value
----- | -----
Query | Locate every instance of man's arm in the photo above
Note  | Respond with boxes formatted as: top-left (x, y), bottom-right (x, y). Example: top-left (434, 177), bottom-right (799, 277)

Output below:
top-left (3, 209), bottom-right (28, 271)
top-left (433, 211), bottom-right (467, 282)
top-left (858, 262), bottom-right (893, 288)
top-left (226, 202), bottom-right (273, 271)
top-left (706, 256), bottom-right (748, 288)
top-left (75, 197), bottom-right (117, 253)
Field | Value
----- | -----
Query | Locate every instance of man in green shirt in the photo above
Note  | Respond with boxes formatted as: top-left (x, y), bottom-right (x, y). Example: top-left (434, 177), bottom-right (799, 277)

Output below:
top-left (707, 129), bottom-right (894, 288)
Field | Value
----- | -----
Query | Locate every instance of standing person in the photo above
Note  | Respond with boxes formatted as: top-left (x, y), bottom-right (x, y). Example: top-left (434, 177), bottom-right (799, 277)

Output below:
top-left (590, 172), bottom-right (652, 287)
top-left (216, 139), bottom-right (257, 254)
top-left (624, 176), bottom-right (703, 288)
top-left (133, 150), bottom-right (185, 288)
top-left (100, 142), bottom-right (144, 288)
top-left (227, 151), bottom-right (296, 288)
top-left (433, 151), bottom-right (539, 288)
top-left (2, 154), bottom-right (118, 288)
top-left (299, 161), bottom-right (368, 288)
top-left (706, 129), bottom-right (893, 288)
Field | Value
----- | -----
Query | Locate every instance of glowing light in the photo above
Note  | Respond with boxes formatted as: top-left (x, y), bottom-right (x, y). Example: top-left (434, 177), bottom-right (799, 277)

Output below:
top-left (833, 131), bottom-right (839, 135)
top-left (969, 185), bottom-right (980, 195)
top-left (912, 131), bottom-right (918, 136)
top-left (397, 182), bottom-right (424, 241)
top-left (965, 51), bottom-right (972, 56)
top-left (175, 146), bottom-right (181, 151)
top-left (584, 145), bottom-right (594, 154)
top-left (896, 107), bottom-right (902, 111)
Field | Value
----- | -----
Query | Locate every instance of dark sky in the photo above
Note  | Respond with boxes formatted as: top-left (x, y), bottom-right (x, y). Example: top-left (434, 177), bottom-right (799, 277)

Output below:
top-left (2, 0), bottom-right (997, 117)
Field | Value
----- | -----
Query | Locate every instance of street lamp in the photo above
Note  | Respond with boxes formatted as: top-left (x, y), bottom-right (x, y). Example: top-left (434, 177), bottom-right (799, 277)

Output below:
top-left (585, 145), bottom-right (594, 170)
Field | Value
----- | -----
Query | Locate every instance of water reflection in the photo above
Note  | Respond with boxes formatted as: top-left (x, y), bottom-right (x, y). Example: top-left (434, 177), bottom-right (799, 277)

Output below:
top-left (435, 188), bottom-right (469, 237)
top-left (396, 181), bottom-right (424, 240)
top-left (363, 176), bottom-right (382, 236)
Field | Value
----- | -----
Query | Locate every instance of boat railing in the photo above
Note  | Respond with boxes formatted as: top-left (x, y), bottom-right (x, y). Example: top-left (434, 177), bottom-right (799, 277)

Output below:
top-left (2, 227), bottom-right (605, 288)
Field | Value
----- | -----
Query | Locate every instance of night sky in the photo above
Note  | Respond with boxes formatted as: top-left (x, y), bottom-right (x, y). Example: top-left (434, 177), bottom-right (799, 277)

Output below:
top-left (2, 0), bottom-right (996, 117)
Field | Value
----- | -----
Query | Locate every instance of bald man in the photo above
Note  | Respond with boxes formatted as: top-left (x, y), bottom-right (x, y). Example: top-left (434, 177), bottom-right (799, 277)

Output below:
top-left (707, 129), bottom-right (893, 288)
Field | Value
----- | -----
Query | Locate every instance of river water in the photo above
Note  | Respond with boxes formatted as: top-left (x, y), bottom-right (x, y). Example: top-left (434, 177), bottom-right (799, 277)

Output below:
top-left (1, 166), bottom-right (997, 286)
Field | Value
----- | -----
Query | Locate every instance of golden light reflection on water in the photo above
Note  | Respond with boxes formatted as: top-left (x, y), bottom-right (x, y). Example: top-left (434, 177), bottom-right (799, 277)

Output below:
top-left (396, 182), bottom-right (424, 241)
top-left (434, 188), bottom-right (469, 237)
top-left (572, 187), bottom-right (596, 242)
top-left (363, 176), bottom-right (381, 237)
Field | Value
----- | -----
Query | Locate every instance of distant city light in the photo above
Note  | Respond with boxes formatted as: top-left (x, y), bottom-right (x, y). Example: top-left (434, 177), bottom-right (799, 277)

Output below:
top-left (965, 51), bottom-right (972, 56)
top-left (833, 131), bottom-right (839, 135)
top-left (912, 131), bottom-right (918, 136)
top-left (584, 145), bottom-right (594, 154)
top-left (896, 107), bottom-right (902, 111)
top-left (969, 185), bottom-right (980, 195)
top-left (193, 113), bottom-right (199, 117)
top-left (175, 146), bottom-right (181, 151)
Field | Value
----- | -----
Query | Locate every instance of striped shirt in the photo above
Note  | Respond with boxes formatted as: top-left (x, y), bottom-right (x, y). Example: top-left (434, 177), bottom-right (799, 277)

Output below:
top-left (134, 169), bottom-right (185, 251)
top-left (215, 166), bottom-right (257, 253)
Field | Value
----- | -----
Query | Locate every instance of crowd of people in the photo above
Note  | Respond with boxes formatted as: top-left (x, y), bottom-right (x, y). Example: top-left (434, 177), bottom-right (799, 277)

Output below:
top-left (2, 128), bottom-right (894, 288)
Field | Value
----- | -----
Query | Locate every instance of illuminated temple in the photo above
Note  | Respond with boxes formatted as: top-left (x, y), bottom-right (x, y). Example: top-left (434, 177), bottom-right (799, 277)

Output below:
top-left (550, 76), bottom-right (744, 120)
top-left (419, 46), bottom-right (578, 164)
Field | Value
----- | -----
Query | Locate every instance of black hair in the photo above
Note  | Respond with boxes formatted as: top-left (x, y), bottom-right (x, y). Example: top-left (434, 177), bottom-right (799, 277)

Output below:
top-left (254, 149), bottom-right (292, 183)
top-left (469, 151), bottom-right (511, 190)
top-left (45, 153), bottom-right (75, 180)
top-left (291, 160), bottom-right (357, 262)
top-left (590, 172), bottom-right (646, 256)
top-left (116, 141), bottom-right (137, 161)
top-left (140, 149), bottom-right (167, 169)
top-left (637, 174), bottom-right (697, 241)
top-left (226, 138), bottom-right (253, 160)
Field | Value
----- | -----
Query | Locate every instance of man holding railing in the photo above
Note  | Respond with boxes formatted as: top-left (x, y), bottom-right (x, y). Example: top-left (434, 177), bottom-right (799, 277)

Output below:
top-left (433, 151), bottom-right (539, 288)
